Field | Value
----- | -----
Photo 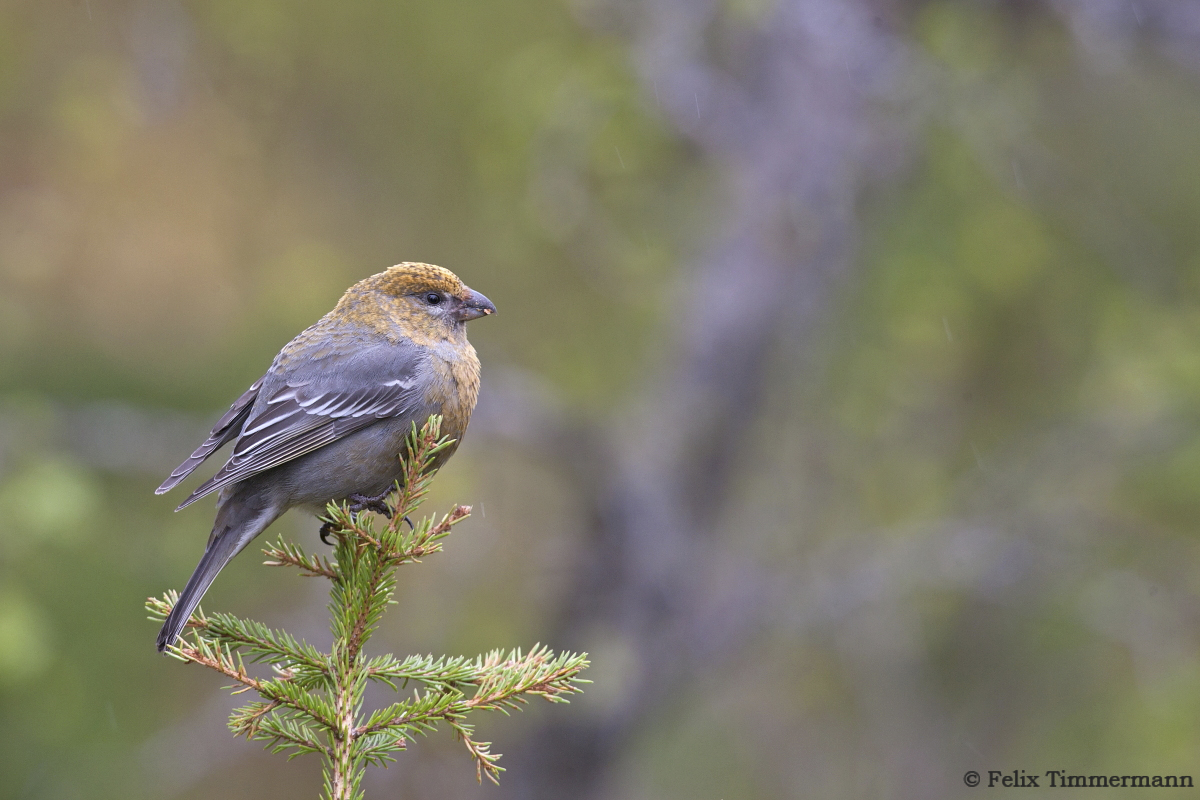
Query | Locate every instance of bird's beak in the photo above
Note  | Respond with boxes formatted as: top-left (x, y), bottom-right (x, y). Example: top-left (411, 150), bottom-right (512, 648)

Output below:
top-left (456, 288), bottom-right (496, 322)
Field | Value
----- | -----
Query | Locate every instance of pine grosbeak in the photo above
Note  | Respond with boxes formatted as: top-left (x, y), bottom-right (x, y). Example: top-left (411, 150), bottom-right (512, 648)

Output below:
top-left (155, 263), bottom-right (494, 651)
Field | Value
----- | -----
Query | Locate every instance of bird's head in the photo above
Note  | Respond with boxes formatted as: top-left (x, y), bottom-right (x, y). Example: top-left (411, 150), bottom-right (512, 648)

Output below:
top-left (349, 262), bottom-right (496, 342)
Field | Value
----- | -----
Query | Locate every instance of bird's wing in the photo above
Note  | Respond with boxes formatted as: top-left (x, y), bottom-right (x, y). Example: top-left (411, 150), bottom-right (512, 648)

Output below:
top-left (174, 372), bottom-right (424, 510)
top-left (156, 377), bottom-right (264, 495)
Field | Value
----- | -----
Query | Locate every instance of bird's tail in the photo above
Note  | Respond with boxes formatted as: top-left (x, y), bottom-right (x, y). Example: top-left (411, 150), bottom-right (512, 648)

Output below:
top-left (157, 497), bottom-right (281, 652)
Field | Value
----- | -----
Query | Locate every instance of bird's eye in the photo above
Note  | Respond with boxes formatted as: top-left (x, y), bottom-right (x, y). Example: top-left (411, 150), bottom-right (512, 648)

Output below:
top-left (425, 292), bottom-right (443, 305)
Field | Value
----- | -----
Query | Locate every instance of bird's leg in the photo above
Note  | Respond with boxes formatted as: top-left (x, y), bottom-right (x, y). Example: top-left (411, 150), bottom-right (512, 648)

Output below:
top-left (319, 490), bottom-right (399, 546)
top-left (347, 489), bottom-right (394, 518)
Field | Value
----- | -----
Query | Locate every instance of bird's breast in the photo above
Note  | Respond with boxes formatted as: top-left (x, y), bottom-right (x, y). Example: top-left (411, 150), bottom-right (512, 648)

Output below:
top-left (422, 341), bottom-right (481, 441)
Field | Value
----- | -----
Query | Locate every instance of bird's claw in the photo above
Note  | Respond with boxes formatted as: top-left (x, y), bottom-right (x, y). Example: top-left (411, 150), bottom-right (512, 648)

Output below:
top-left (319, 491), bottom-right (397, 546)
top-left (347, 492), bottom-right (393, 517)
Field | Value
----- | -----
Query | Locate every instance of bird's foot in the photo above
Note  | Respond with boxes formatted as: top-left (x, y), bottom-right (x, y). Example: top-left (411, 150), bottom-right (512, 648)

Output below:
top-left (348, 491), bottom-right (394, 518)
top-left (319, 492), bottom-right (401, 546)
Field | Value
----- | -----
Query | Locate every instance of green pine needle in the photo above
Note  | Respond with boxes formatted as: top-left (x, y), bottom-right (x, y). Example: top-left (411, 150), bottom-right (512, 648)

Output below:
top-left (146, 416), bottom-right (588, 799)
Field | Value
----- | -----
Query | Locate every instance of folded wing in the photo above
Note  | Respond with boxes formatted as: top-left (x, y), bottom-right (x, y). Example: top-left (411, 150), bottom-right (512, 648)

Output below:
top-left (174, 375), bottom-right (422, 510)
top-left (156, 377), bottom-right (264, 495)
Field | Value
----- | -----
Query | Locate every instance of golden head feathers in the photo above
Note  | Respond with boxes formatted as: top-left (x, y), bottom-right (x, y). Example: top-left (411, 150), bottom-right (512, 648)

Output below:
top-left (323, 262), bottom-right (492, 348)
top-left (371, 262), bottom-right (467, 300)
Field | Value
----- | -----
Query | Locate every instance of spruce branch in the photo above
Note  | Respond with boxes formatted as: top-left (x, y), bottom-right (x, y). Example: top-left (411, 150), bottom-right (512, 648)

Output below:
top-left (147, 416), bottom-right (588, 799)
top-left (263, 538), bottom-right (338, 578)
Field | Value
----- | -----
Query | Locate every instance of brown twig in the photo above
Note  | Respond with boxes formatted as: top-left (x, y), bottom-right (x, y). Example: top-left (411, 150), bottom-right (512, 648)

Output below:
top-left (263, 549), bottom-right (338, 579)
top-left (172, 641), bottom-right (265, 693)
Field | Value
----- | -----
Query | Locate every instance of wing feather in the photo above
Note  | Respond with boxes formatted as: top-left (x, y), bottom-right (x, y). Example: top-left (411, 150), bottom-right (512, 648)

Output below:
top-left (155, 378), bottom-right (264, 495)
top-left (173, 376), bottom-right (420, 510)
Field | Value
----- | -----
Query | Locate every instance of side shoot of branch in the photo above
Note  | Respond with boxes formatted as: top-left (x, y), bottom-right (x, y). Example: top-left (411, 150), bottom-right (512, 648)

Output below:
top-left (147, 416), bottom-right (589, 799)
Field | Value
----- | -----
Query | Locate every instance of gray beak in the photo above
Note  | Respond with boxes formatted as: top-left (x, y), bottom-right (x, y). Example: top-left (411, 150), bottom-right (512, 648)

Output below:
top-left (456, 288), bottom-right (496, 322)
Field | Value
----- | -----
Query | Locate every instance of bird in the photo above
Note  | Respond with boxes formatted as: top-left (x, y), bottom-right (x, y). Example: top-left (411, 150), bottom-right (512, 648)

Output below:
top-left (154, 262), bottom-right (495, 651)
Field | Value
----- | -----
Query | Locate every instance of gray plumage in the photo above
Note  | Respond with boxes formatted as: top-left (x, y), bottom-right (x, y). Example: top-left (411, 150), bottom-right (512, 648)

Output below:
top-left (155, 264), bottom-right (493, 651)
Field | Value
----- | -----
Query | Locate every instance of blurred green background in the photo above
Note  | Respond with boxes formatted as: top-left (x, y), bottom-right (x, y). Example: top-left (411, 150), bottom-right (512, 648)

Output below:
top-left (2, 0), bottom-right (1200, 797)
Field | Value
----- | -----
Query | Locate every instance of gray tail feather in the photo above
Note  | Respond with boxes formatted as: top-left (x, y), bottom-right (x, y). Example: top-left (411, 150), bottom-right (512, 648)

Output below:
top-left (156, 501), bottom-right (279, 652)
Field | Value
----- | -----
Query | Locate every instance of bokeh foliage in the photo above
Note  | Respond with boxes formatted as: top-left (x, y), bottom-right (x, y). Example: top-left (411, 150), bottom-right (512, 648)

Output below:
top-left (2, 1), bottom-right (1200, 798)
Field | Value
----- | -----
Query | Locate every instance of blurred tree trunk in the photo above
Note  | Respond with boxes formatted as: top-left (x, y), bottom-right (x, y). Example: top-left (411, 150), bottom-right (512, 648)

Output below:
top-left (501, 1), bottom-right (1200, 797)
top-left (503, 2), bottom-right (913, 796)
